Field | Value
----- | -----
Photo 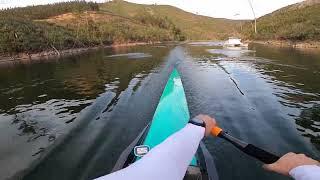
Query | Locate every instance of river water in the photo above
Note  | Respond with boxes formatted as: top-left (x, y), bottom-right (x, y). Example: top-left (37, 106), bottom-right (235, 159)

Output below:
top-left (0, 43), bottom-right (319, 180)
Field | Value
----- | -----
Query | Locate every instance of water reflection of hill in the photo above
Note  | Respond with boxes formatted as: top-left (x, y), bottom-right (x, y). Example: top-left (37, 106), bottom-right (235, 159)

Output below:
top-left (0, 46), bottom-right (170, 112)
top-left (0, 46), bottom-right (170, 137)
top-left (254, 44), bottom-right (320, 95)
top-left (244, 45), bottom-right (320, 151)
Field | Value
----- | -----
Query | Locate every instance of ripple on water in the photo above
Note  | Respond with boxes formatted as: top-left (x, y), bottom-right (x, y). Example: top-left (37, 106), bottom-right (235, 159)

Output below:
top-left (105, 53), bottom-right (152, 59)
top-left (104, 80), bottom-right (119, 92)
top-left (38, 94), bottom-right (47, 98)
top-left (296, 104), bottom-right (320, 151)
top-left (9, 98), bottom-right (93, 140)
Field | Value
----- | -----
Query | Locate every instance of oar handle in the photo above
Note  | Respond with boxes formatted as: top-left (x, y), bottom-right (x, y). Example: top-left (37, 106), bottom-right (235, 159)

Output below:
top-left (243, 144), bottom-right (280, 164)
top-left (211, 126), bottom-right (280, 164)
top-left (211, 126), bottom-right (223, 137)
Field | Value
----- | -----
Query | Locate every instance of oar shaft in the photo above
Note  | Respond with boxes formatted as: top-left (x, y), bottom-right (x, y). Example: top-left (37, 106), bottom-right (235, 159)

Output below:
top-left (211, 127), bottom-right (280, 164)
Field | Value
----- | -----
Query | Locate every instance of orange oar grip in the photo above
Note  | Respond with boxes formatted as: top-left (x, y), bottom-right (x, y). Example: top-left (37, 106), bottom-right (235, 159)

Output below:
top-left (211, 126), bottom-right (223, 136)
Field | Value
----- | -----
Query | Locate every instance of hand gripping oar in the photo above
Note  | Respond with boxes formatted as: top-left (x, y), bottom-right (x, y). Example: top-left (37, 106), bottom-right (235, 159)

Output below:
top-left (211, 126), bottom-right (280, 164)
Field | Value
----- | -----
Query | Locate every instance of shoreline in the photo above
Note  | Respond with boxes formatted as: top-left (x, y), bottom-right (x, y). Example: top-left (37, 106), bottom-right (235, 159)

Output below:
top-left (250, 40), bottom-right (320, 49)
top-left (1, 40), bottom-right (318, 64)
top-left (0, 42), bottom-right (155, 64)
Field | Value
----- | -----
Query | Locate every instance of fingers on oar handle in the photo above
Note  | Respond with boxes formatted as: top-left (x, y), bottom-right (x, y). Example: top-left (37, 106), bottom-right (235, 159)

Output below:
top-left (211, 126), bottom-right (223, 136)
top-left (243, 144), bottom-right (280, 164)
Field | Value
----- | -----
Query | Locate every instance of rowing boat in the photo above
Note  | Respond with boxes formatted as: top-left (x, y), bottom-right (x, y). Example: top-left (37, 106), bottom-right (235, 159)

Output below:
top-left (112, 68), bottom-right (219, 180)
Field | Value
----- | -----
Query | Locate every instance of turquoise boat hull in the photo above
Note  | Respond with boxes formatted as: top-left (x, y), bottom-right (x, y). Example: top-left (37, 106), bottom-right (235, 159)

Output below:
top-left (112, 68), bottom-right (219, 180)
top-left (141, 68), bottom-right (197, 165)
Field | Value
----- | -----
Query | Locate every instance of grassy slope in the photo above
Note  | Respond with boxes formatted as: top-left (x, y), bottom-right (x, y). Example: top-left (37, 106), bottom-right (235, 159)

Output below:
top-left (42, 11), bottom-right (177, 43)
top-left (243, 0), bottom-right (320, 41)
top-left (0, 2), bottom-right (100, 54)
top-left (100, 0), bottom-right (241, 40)
top-left (0, 0), bottom-right (242, 55)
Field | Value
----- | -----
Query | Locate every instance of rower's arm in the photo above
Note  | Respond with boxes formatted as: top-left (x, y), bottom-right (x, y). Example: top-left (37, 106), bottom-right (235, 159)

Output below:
top-left (95, 124), bottom-right (204, 180)
top-left (264, 152), bottom-right (320, 180)
top-left (289, 165), bottom-right (320, 180)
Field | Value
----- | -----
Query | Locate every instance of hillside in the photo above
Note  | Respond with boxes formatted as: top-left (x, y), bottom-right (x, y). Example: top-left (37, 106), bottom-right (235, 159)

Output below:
top-left (0, 0), bottom-right (241, 56)
top-left (100, 0), bottom-right (241, 40)
top-left (0, 1), bottom-right (181, 56)
top-left (243, 0), bottom-right (320, 41)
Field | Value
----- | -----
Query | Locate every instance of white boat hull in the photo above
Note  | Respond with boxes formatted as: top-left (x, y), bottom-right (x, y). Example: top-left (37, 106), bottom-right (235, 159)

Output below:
top-left (223, 37), bottom-right (248, 48)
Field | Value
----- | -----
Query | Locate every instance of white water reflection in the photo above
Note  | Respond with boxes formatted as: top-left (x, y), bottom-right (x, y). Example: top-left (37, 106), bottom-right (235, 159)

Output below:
top-left (207, 48), bottom-right (255, 58)
top-left (188, 41), bottom-right (224, 46)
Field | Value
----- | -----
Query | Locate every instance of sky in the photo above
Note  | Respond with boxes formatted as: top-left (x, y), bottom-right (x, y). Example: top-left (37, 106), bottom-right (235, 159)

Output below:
top-left (0, 0), bottom-right (304, 19)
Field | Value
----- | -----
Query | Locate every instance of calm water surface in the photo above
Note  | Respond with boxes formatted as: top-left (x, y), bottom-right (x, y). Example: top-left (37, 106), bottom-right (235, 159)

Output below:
top-left (0, 43), bottom-right (319, 180)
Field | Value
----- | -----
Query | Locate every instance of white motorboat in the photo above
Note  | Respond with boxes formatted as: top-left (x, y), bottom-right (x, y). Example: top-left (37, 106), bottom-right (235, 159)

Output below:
top-left (224, 37), bottom-right (248, 47)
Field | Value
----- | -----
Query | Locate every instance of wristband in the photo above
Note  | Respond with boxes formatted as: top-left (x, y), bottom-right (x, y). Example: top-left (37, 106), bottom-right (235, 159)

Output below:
top-left (189, 118), bottom-right (205, 128)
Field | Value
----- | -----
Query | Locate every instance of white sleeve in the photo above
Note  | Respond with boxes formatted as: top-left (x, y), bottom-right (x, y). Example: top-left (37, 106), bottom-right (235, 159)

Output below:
top-left (289, 165), bottom-right (320, 180)
top-left (95, 123), bottom-right (205, 180)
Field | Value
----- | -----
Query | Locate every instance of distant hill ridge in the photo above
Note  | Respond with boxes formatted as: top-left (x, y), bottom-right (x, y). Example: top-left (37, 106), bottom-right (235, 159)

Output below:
top-left (294, 0), bottom-right (320, 8)
top-left (243, 0), bottom-right (320, 41)
top-left (0, 0), bottom-right (242, 56)
top-left (99, 0), bottom-right (241, 40)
